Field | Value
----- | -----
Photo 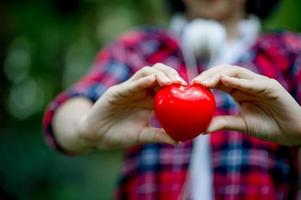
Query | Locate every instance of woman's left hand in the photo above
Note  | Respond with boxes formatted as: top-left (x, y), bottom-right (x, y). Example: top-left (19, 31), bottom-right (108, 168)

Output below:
top-left (192, 64), bottom-right (301, 146)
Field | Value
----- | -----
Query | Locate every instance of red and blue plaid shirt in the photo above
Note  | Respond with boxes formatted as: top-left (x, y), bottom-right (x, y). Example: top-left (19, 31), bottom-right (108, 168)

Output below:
top-left (43, 27), bottom-right (301, 200)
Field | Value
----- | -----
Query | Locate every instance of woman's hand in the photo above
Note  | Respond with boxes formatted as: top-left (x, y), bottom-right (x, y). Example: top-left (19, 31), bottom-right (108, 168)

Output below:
top-left (192, 65), bottom-right (301, 146)
top-left (79, 63), bottom-right (187, 150)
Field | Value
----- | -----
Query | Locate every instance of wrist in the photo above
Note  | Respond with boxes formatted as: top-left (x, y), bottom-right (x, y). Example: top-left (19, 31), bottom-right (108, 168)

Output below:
top-left (77, 114), bottom-right (98, 152)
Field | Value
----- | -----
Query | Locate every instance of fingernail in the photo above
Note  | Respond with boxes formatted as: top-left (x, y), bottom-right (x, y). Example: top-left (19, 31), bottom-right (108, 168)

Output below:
top-left (180, 80), bottom-right (188, 86)
top-left (175, 75), bottom-right (187, 85)
top-left (176, 75), bottom-right (185, 81)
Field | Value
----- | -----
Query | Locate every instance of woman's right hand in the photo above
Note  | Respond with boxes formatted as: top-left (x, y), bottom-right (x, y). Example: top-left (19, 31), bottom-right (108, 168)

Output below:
top-left (192, 65), bottom-right (301, 146)
top-left (78, 63), bottom-right (187, 150)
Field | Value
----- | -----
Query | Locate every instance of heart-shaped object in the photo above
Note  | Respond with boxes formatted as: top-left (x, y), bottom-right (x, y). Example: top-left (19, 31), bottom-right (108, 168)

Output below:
top-left (154, 84), bottom-right (215, 141)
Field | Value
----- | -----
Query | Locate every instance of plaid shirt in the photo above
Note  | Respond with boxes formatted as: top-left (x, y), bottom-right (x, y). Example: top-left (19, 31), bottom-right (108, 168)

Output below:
top-left (43, 27), bottom-right (301, 200)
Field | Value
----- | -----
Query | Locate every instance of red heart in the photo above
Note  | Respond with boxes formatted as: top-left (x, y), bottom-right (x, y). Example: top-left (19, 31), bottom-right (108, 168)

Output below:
top-left (154, 84), bottom-right (215, 142)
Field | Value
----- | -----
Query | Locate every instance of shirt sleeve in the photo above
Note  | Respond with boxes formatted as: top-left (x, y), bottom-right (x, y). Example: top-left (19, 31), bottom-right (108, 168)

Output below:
top-left (42, 39), bottom-right (135, 155)
top-left (293, 52), bottom-right (301, 104)
top-left (286, 32), bottom-right (301, 104)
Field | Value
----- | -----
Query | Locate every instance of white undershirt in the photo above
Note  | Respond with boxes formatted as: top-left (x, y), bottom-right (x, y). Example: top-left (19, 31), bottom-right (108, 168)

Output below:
top-left (170, 15), bottom-right (260, 200)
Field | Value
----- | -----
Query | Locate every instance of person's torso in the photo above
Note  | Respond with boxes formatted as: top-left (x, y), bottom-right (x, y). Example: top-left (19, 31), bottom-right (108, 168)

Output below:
top-left (115, 27), bottom-right (301, 200)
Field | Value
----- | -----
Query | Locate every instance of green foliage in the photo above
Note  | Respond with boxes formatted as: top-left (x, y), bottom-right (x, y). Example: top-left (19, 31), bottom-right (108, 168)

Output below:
top-left (265, 0), bottom-right (301, 32)
top-left (0, 0), bottom-right (300, 199)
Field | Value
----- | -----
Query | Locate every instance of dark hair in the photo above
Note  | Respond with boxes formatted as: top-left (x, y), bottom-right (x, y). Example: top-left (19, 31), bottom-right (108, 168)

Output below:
top-left (166, 0), bottom-right (280, 20)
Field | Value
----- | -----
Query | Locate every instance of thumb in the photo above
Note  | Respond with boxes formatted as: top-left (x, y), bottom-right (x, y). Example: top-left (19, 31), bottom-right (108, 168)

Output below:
top-left (137, 127), bottom-right (178, 145)
top-left (206, 115), bottom-right (247, 133)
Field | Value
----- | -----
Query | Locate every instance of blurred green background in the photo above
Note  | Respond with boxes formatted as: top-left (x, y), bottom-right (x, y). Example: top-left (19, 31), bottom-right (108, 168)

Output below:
top-left (0, 0), bottom-right (301, 199)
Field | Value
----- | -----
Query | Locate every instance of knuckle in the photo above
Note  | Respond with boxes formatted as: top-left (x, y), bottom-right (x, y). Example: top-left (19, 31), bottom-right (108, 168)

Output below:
top-left (232, 64), bottom-right (241, 69)
top-left (213, 64), bottom-right (222, 68)
top-left (268, 78), bottom-right (281, 91)
top-left (138, 66), bottom-right (155, 77)
top-left (106, 85), bottom-right (118, 95)
top-left (153, 63), bottom-right (165, 68)
top-left (153, 63), bottom-right (177, 74)
top-left (141, 66), bottom-right (152, 73)
top-left (218, 64), bottom-right (231, 70)
top-left (256, 78), bottom-right (280, 97)
top-left (228, 67), bottom-right (240, 75)
top-left (269, 78), bottom-right (279, 86)
top-left (225, 64), bottom-right (234, 68)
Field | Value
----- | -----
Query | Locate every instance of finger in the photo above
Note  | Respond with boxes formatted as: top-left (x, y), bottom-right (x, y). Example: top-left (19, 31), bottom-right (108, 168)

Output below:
top-left (192, 65), bottom-right (238, 88)
top-left (206, 115), bottom-right (247, 133)
top-left (153, 63), bottom-right (187, 85)
top-left (137, 127), bottom-right (178, 145)
top-left (192, 65), bottom-right (258, 88)
top-left (193, 67), bottom-right (237, 89)
top-left (115, 75), bottom-right (156, 99)
top-left (131, 66), bottom-right (172, 86)
top-left (129, 74), bottom-right (157, 92)
top-left (221, 75), bottom-right (265, 95)
top-left (192, 64), bottom-right (232, 84)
